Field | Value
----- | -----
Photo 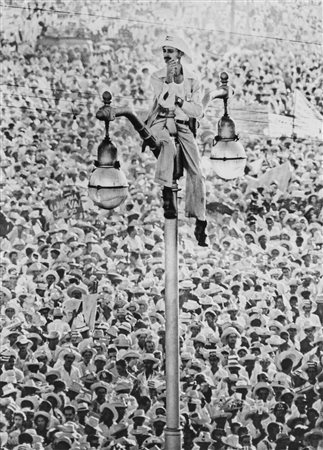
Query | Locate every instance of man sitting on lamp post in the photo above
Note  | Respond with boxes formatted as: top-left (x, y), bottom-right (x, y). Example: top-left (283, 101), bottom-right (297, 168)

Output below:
top-left (145, 34), bottom-right (208, 247)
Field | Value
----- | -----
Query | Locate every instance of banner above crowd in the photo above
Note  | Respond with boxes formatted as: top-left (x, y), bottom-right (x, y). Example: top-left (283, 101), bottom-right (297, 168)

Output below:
top-left (268, 90), bottom-right (322, 140)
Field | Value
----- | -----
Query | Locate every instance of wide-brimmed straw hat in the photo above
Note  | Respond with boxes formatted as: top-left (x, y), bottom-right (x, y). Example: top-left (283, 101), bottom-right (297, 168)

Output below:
top-left (158, 34), bottom-right (193, 63)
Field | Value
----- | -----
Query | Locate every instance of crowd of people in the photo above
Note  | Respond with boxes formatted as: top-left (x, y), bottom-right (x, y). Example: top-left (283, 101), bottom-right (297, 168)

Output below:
top-left (1, 1), bottom-right (323, 449)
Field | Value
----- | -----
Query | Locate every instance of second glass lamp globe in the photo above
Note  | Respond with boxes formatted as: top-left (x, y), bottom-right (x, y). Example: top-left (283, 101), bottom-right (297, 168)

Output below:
top-left (88, 167), bottom-right (128, 210)
top-left (210, 140), bottom-right (246, 180)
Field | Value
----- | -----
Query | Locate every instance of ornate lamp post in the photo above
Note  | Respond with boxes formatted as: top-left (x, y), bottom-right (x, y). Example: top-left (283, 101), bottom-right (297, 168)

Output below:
top-left (88, 91), bottom-right (160, 210)
top-left (88, 73), bottom-right (245, 450)
top-left (209, 72), bottom-right (246, 179)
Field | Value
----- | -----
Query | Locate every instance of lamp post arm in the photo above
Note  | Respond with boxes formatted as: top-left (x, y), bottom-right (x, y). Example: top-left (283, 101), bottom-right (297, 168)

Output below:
top-left (114, 107), bottom-right (160, 157)
top-left (96, 91), bottom-right (161, 158)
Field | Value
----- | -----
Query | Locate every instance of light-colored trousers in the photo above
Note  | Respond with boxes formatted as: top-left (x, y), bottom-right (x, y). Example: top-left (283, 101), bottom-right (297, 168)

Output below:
top-left (150, 118), bottom-right (206, 220)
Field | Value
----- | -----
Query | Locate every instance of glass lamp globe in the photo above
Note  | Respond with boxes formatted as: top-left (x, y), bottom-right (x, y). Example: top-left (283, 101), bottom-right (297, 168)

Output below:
top-left (210, 140), bottom-right (246, 180)
top-left (88, 167), bottom-right (128, 210)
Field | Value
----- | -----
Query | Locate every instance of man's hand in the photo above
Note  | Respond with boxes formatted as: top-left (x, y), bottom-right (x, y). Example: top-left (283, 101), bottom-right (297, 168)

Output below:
top-left (166, 60), bottom-right (177, 83)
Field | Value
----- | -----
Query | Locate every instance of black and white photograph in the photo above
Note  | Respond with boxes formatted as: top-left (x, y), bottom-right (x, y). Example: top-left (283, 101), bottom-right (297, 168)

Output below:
top-left (0, 1), bottom-right (323, 449)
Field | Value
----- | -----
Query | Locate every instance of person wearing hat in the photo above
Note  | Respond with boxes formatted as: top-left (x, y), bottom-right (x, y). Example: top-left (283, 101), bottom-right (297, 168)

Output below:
top-left (39, 330), bottom-right (62, 367)
top-left (258, 421), bottom-right (283, 450)
top-left (99, 403), bottom-right (117, 439)
top-left (1, 348), bottom-right (24, 383)
top-left (15, 335), bottom-right (34, 371)
top-left (6, 410), bottom-right (27, 449)
top-left (136, 353), bottom-right (161, 397)
top-left (144, 34), bottom-right (207, 246)
top-left (272, 432), bottom-right (291, 450)
top-left (268, 402), bottom-right (289, 434)
top-left (313, 292), bottom-right (323, 325)
top-left (33, 411), bottom-right (51, 445)
top-left (127, 408), bottom-right (151, 441)
top-left (3, 303), bottom-right (21, 328)
top-left (47, 307), bottom-right (71, 338)
top-left (221, 326), bottom-right (241, 354)
top-left (76, 402), bottom-right (90, 426)
top-left (192, 430), bottom-right (213, 449)
top-left (299, 321), bottom-right (317, 355)
top-left (90, 381), bottom-right (110, 414)
top-left (222, 434), bottom-right (242, 449)
top-left (203, 350), bottom-right (228, 391)
top-left (83, 415), bottom-right (103, 447)
top-left (304, 428), bottom-right (323, 449)
top-left (76, 346), bottom-right (97, 377)
top-left (200, 308), bottom-right (221, 341)
top-left (150, 413), bottom-right (166, 440)
top-left (54, 347), bottom-right (81, 389)
top-left (61, 404), bottom-right (77, 425)
top-left (296, 300), bottom-right (321, 332)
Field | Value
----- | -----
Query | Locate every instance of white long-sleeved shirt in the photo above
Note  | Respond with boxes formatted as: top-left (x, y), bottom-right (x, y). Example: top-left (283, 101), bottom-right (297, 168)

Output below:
top-left (145, 64), bottom-right (203, 128)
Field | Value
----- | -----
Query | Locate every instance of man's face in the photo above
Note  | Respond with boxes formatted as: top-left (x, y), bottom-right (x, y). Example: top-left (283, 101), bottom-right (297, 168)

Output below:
top-left (227, 334), bottom-right (238, 345)
top-left (145, 340), bottom-right (156, 353)
top-left (94, 359), bottom-right (105, 370)
top-left (48, 337), bottom-right (59, 348)
top-left (259, 236), bottom-right (267, 245)
top-left (257, 388), bottom-right (269, 401)
top-left (307, 367), bottom-right (317, 379)
top-left (209, 355), bottom-right (219, 366)
top-left (5, 277), bottom-right (16, 290)
top-left (163, 46), bottom-right (181, 63)
top-left (64, 355), bottom-right (75, 367)
top-left (35, 417), bottom-right (46, 428)
top-left (64, 408), bottom-right (75, 421)
top-left (46, 275), bottom-right (56, 285)
top-left (14, 415), bottom-right (23, 427)
top-left (41, 248), bottom-right (49, 259)
top-left (0, 265), bottom-right (7, 277)
top-left (5, 308), bottom-right (15, 319)
top-left (275, 407), bottom-right (287, 419)
top-left (205, 313), bottom-right (215, 325)
top-left (82, 351), bottom-right (92, 364)
top-left (288, 328), bottom-right (297, 338)
top-left (190, 326), bottom-right (200, 337)
top-left (116, 362), bottom-right (126, 375)
top-left (305, 328), bottom-right (315, 340)
top-left (9, 252), bottom-right (18, 264)
top-left (96, 388), bottom-right (107, 399)
top-left (214, 273), bottom-right (223, 283)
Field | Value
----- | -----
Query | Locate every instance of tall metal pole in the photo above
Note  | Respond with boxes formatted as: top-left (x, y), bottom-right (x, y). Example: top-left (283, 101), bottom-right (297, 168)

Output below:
top-left (164, 181), bottom-right (181, 450)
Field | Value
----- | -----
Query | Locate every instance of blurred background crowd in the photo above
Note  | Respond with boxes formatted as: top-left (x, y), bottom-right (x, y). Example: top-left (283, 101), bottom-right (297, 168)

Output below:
top-left (1, 1), bottom-right (323, 449)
